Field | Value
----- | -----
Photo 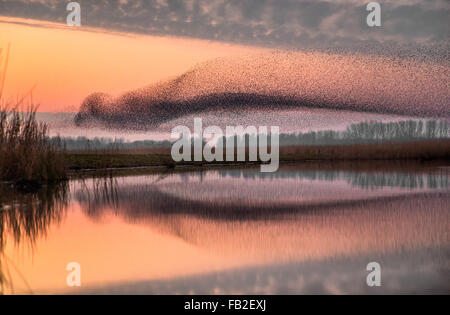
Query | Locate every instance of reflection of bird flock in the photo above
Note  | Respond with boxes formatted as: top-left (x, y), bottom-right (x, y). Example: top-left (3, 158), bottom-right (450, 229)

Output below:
top-left (72, 175), bottom-right (450, 266)
top-left (75, 51), bottom-right (450, 129)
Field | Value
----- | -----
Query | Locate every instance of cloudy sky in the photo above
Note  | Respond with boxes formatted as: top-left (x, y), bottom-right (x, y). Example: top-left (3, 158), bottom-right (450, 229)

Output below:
top-left (0, 0), bottom-right (448, 112)
top-left (0, 0), bottom-right (448, 49)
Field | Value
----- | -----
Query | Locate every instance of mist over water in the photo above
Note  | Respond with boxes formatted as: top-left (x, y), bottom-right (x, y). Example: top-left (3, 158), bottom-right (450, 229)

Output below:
top-left (40, 109), bottom-right (420, 142)
top-left (74, 50), bottom-right (450, 129)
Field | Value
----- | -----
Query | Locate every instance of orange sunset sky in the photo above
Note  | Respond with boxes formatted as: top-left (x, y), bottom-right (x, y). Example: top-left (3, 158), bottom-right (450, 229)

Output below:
top-left (0, 16), bottom-right (259, 112)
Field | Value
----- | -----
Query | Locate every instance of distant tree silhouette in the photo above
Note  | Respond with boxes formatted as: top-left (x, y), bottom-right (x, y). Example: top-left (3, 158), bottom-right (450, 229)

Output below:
top-left (53, 119), bottom-right (449, 150)
top-left (276, 119), bottom-right (448, 146)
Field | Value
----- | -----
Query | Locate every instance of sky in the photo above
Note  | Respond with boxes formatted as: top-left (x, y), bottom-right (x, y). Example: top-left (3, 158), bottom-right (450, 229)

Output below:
top-left (1, 0), bottom-right (449, 48)
top-left (0, 17), bottom-right (258, 111)
top-left (0, 0), bottom-right (448, 112)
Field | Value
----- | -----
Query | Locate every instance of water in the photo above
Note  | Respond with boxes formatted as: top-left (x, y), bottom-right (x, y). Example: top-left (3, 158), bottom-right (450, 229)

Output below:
top-left (1, 163), bottom-right (449, 294)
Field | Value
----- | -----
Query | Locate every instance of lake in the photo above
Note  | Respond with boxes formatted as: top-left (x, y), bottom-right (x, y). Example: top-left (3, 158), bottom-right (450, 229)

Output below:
top-left (1, 163), bottom-right (449, 294)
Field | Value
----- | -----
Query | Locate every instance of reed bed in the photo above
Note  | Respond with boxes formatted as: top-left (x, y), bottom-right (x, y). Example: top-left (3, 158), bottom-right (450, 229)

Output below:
top-left (0, 45), bottom-right (66, 186)
top-left (0, 107), bottom-right (67, 186)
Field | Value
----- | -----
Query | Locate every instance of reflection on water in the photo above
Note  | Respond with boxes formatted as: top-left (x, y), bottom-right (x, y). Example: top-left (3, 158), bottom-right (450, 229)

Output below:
top-left (0, 183), bottom-right (68, 293)
top-left (219, 168), bottom-right (449, 190)
top-left (1, 164), bottom-right (449, 294)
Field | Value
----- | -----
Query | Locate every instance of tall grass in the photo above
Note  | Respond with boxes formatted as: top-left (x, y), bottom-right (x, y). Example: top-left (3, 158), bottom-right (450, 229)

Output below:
top-left (0, 45), bottom-right (66, 186)
top-left (0, 107), bottom-right (67, 185)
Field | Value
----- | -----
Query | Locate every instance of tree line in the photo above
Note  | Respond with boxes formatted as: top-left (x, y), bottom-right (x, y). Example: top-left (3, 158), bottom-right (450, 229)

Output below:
top-left (52, 119), bottom-right (449, 150)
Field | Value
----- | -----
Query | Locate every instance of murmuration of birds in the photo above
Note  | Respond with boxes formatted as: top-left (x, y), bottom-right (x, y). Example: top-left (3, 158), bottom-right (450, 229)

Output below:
top-left (74, 48), bottom-right (450, 130)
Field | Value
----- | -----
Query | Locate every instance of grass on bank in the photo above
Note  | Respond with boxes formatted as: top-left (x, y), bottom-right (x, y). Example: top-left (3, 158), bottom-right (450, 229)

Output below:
top-left (279, 139), bottom-right (450, 161)
top-left (0, 107), bottom-right (67, 186)
top-left (0, 45), bottom-right (66, 187)
top-left (65, 139), bottom-right (450, 172)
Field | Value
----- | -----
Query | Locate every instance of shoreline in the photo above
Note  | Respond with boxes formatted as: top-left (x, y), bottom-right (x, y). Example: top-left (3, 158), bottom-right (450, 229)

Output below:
top-left (65, 139), bottom-right (450, 177)
top-left (66, 159), bottom-right (450, 180)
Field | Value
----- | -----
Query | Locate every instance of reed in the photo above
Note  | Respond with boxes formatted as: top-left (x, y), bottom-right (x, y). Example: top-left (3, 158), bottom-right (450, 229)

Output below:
top-left (0, 45), bottom-right (67, 186)
top-left (0, 107), bottom-right (67, 186)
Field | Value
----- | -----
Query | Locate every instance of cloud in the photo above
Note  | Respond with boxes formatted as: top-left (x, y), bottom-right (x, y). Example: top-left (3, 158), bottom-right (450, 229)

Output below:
top-left (0, 0), bottom-right (448, 49)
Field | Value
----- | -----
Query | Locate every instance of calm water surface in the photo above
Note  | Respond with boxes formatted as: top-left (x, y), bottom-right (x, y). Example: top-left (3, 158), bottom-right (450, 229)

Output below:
top-left (1, 164), bottom-right (449, 294)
